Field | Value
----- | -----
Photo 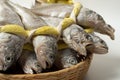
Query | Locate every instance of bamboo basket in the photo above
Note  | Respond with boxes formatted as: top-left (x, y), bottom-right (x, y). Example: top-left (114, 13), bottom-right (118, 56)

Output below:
top-left (0, 53), bottom-right (93, 80)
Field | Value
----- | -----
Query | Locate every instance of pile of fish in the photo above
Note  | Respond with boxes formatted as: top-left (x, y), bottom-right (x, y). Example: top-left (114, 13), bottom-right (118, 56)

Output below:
top-left (0, 0), bottom-right (115, 74)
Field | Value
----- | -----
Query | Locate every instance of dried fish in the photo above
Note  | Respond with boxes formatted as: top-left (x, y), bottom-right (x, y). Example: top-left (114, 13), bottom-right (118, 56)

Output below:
top-left (32, 3), bottom-right (115, 40)
top-left (33, 35), bottom-right (57, 69)
top-left (77, 8), bottom-right (115, 40)
top-left (39, 16), bottom-right (92, 56)
top-left (54, 48), bottom-right (79, 69)
top-left (0, 1), bottom-right (27, 71)
top-left (32, 3), bottom-right (73, 18)
top-left (62, 24), bottom-right (92, 56)
top-left (0, 33), bottom-right (25, 71)
top-left (7, 1), bottom-right (59, 70)
top-left (18, 49), bottom-right (42, 74)
top-left (8, 1), bottom-right (47, 30)
top-left (0, 0), bottom-right (23, 26)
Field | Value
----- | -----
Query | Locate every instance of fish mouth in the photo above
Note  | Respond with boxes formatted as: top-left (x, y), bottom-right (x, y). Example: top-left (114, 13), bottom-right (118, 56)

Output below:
top-left (93, 46), bottom-right (108, 54)
top-left (25, 67), bottom-right (42, 74)
top-left (0, 65), bottom-right (4, 71)
top-left (36, 50), bottom-right (47, 69)
top-left (0, 60), bottom-right (9, 71)
top-left (86, 44), bottom-right (108, 54)
top-left (31, 64), bottom-right (42, 74)
top-left (69, 41), bottom-right (85, 56)
top-left (105, 24), bottom-right (115, 40)
top-left (78, 44), bottom-right (87, 56)
top-left (0, 65), bottom-right (9, 71)
top-left (36, 54), bottom-right (53, 69)
top-left (70, 39), bottom-right (93, 56)
top-left (23, 64), bottom-right (42, 74)
top-left (36, 47), bottom-right (53, 69)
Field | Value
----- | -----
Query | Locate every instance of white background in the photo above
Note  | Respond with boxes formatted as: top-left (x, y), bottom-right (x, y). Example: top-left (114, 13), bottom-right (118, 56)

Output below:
top-left (75, 0), bottom-right (120, 80)
top-left (9, 0), bottom-right (120, 80)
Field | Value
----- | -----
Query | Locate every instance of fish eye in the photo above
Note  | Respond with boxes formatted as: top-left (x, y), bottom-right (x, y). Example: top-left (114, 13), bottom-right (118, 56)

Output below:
top-left (100, 40), bottom-right (104, 44)
top-left (5, 56), bottom-right (13, 63)
top-left (86, 35), bottom-right (92, 41)
top-left (100, 40), bottom-right (107, 46)
top-left (68, 58), bottom-right (77, 65)
top-left (49, 55), bottom-right (55, 60)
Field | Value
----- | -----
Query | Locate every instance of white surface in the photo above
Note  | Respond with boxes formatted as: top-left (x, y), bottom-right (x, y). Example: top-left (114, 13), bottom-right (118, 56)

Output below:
top-left (75, 0), bottom-right (120, 80)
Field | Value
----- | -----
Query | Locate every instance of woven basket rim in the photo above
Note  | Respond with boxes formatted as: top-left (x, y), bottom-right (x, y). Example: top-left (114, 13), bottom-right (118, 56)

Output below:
top-left (0, 53), bottom-right (93, 78)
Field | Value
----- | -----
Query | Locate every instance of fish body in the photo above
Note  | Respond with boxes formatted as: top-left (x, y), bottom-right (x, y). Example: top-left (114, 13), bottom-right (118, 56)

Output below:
top-left (0, 33), bottom-right (25, 71)
top-left (18, 50), bottom-right (42, 74)
top-left (32, 3), bottom-right (73, 18)
top-left (8, 1), bottom-right (47, 30)
top-left (0, 0), bottom-right (23, 26)
top-left (33, 35), bottom-right (57, 69)
top-left (40, 16), bottom-right (63, 27)
top-left (9, 0), bottom-right (35, 9)
top-left (54, 48), bottom-right (79, 69)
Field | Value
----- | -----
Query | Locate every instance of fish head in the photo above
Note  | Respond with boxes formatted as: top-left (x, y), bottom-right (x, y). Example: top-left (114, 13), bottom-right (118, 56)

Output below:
top-left (19, 50), bottom-right (42, 74)
top-left (87, 34), bottom-right (108, 54)
top-left (93, 37), bottom-right (108, 54)
top-left (33, 36), bottom-right (57, 69)
top-left (23, 61), bottom-right (42, 74)
top-left (0, 33), bottom-right (24, 71)
top-left (36, 42), bottom-right (57, 69)
top-left (63, 24), bottom-right (93, 56)
top-left (61, 49), bottom-right (78, 68)
top-left (0, 45), bottom-right (16, 71)
top-left (63, 56), bottom-right (78, 68)
top-left (33, 61), bottom-right (42, 74)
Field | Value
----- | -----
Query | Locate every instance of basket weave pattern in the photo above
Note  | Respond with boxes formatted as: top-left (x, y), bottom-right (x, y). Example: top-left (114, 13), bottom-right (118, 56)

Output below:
top-left (0, 54), bottom-right (92, 80)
